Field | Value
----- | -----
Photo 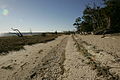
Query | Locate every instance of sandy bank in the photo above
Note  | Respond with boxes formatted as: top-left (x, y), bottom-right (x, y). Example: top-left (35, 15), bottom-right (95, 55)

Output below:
top-left (77, 34), bottom-right (120, 57)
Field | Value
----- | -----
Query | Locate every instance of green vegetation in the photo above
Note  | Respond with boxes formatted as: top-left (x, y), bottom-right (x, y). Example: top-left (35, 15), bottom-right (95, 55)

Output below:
top-left (73, 0), bottom-right (120, 34)
top-left (0, 34), bottom-right (58, 54)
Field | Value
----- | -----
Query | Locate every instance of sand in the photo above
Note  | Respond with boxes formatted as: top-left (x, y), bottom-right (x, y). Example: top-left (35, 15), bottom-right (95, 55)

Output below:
top-left (0, 34), bottom-right (119, 80)
top-left (0, 35), bottom-right (67, 80)
top-left (77, 34), bottom-right (120, 57)
top-left (58, 35), bottom-right (97, 80)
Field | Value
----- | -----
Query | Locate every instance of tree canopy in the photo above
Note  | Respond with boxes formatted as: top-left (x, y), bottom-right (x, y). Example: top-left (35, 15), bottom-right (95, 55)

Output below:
top-left (73, 0), bottom-right (120, 34)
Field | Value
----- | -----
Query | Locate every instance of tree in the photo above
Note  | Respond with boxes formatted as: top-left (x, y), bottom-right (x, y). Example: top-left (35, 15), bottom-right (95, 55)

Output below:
top-left (74, 0), bottom-right (120, 34)
top-left (73, 17), bottom-right (81, 32)
top-left (11, 28), bottom-right (23, 37)
top-left (104, 0), bottom-right (120, 33)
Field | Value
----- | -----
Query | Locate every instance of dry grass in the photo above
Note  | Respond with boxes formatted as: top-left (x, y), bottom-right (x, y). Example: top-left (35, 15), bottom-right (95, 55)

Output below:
top-left (0, 34), bottom-right (58, 54)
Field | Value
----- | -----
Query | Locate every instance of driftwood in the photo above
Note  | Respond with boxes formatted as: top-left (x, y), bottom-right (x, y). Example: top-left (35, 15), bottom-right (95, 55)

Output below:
top-left (11, 28), bottom-right (23, 37)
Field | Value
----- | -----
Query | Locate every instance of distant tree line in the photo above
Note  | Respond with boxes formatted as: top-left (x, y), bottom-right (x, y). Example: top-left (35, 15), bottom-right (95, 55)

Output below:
top-left (73, 0), bottom-right (120, 34)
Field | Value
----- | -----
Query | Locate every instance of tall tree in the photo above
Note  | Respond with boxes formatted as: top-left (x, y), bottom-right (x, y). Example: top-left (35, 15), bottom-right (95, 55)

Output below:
top-left (104, 0), bottom-right (120, 32)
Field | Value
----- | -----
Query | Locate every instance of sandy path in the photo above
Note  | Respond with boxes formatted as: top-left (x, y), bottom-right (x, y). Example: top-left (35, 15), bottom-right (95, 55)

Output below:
top-left (0, 35), bottom-right (119, 80)
top-left (58, 35), bottom-right (97, 80)
top-left (27, 36), bottom-right (68, 80)
top-left (0, 35), bottom-right (67, 80)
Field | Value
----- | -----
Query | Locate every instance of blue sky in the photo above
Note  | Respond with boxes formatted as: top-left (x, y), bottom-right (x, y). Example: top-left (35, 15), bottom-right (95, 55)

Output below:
top-left (0, 0), bottom-right (103, 32)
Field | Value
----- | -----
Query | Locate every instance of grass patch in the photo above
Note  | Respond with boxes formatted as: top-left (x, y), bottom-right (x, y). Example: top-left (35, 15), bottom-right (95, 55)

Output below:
top-left (0, 34), bottom-right (58, 54)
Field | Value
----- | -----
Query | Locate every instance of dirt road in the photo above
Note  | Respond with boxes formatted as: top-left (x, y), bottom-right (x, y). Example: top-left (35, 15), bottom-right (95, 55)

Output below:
top-left (0, 35), bottom-right (119, 80)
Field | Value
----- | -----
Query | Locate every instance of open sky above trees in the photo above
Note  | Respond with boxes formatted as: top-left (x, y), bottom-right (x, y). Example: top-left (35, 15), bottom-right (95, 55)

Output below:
top-left (0, 0), bottom-right (103, 32)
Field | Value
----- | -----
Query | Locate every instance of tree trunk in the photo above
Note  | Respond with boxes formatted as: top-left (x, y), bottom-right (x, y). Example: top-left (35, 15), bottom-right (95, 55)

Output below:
top-left (11, 28), bottom-right (23, 37)
top-left (107, 17), bottom-right (111, 29)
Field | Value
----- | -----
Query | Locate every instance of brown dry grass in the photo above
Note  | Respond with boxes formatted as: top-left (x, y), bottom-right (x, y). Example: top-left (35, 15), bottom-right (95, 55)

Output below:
top-left (0, 34), bottom-right (58, 54)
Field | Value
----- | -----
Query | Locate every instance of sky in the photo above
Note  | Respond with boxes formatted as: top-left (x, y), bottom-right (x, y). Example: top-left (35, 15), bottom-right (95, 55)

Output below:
top-left (0, 0), bottom-right (103, 32)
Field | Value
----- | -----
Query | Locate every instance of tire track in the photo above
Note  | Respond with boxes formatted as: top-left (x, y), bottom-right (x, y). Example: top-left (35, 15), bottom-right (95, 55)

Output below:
top-left (58, 35), bottom-right (97, 80)
top-left (24, 37), bottom-right (68, 80)
top-left (4, 36), bottom-right (68, 80)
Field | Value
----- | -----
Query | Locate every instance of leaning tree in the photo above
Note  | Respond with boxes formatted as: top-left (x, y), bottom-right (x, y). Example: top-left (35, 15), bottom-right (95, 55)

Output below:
top-left (11, 28), bottom-right (23, 37)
